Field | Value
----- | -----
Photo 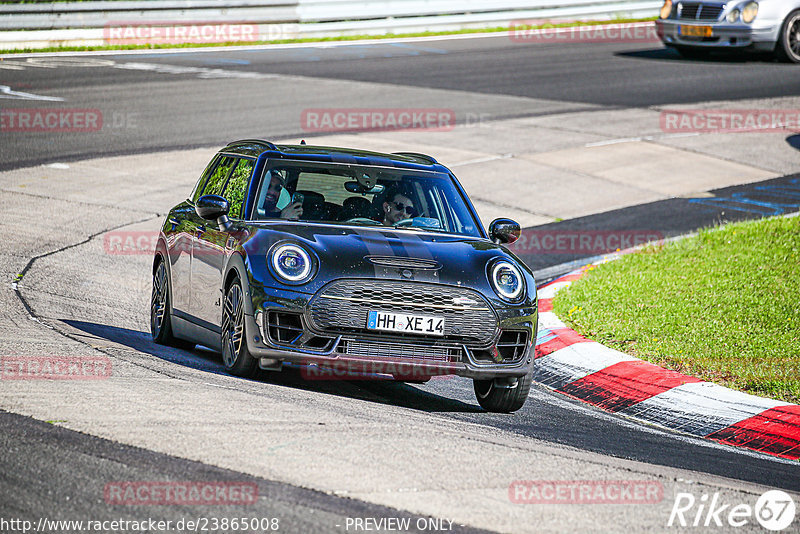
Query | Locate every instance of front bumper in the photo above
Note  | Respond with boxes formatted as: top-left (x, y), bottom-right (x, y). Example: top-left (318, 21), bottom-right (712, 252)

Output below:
top-left (656, 19), bottom-right (778, 50)
top-left (243, 287), bottom-right (537, 380)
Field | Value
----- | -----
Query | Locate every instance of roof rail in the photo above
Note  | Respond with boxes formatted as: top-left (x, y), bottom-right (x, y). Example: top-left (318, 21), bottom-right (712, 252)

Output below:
top-left (392, 152), bottom-right (438, 165)
top-left (227, 139), bottom-right (278, 151)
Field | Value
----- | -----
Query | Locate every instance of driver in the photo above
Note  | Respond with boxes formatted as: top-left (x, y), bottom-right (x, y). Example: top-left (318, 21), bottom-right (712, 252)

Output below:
top-left (381, 187), bottom-right (416, 226)
top-left (262, 171), bottom-right (303, 220)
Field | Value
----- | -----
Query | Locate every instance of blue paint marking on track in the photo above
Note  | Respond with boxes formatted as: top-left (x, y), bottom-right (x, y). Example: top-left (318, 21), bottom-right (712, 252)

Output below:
top-left (111, 52), bottom-right (198, 59)
top-left (233, 42), bottom-right (449, 62)
top-left (536, 328), bottom-right (557, 344)
top-left (689, 178), bottom-right (800, 216)
top-left (111, 53), bottom-right (252, 66)
top-left (207, 58), bottom-right (252, 65)
top-left (387, 43), bottom-right (449, 55)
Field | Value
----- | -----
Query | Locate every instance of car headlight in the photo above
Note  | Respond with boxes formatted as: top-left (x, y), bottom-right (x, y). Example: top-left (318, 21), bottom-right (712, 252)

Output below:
top-left (270, 243), bottom-right (313, 283)
top-left (727, 8), bottom-right (740, 22)
top-left (741, 1), bottom-right (758, 23)
top-left (660, 0), bottom-right (673, 19)
top-left (489, 261), bottom-right (525, 302)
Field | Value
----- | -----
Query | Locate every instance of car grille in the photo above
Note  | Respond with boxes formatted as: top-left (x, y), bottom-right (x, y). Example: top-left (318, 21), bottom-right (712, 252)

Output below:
top-left (678, 2), bottom-right (723, 20)
top-left (339, 338), bottom-right (462, 362)
top-left (309, 279), bottom-right (498, 344)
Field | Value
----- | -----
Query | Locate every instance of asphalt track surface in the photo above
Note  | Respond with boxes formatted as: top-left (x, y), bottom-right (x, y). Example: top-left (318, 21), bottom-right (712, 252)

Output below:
top-left (2, 34), bottom-right (800, 169)
top-left (0, 410), bottom-right (490, 534)
top-left (2, 34), bottom-right (800, 532)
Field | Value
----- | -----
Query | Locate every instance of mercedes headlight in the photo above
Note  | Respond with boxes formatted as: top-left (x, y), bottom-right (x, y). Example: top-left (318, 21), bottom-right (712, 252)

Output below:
top-left (660, 0), bottom-right (673, 19)
top-left (727, 8), bottom-right (740, 22)
top-left (741, 1), bottom-right (758, 23)
top-left (270, 243), bottom-right (314, 283)
top-left (489, 261), bottom-right (525, 302)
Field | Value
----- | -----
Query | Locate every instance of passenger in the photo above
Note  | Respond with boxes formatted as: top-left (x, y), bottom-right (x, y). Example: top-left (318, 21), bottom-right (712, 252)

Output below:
top-left (381, 187), bottom-right (417, 226)
top-left (262, 172), bottom-right (303, 220)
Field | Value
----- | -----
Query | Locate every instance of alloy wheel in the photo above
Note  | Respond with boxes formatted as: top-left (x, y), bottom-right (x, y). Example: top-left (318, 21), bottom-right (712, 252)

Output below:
top-left (222, 283), bottom-right (244, 368)
top-left (151, 262), bottom-right (168, 338)
top-left (788, 14), bottom-right (800, 61)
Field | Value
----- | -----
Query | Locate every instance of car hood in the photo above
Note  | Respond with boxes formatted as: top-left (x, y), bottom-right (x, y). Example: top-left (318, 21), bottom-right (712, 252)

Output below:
top-left (241, 222), bottom-right (534, 301)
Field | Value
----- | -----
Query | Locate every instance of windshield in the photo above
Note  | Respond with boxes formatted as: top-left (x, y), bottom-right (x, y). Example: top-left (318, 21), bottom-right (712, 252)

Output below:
top-left (250, 160), bottom-right (482, 238)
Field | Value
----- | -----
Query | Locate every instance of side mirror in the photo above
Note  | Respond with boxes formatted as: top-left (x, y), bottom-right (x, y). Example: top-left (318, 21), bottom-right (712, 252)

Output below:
top-left (489, 218), bottom-right (521, 245)
top-left (195, 195), bottom-right (232, 231)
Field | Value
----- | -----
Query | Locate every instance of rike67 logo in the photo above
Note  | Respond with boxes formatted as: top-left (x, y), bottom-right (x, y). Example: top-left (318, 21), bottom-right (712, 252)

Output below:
top-left (668, 490), bottom-right (796, 531)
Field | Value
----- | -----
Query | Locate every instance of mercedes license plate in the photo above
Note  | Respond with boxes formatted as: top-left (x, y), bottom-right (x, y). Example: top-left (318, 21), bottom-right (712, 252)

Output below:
top-left (679, 25), bottom-right (712, 37)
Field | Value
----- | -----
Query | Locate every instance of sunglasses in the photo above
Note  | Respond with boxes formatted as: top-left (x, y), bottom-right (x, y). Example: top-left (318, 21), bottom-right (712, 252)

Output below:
top-left (392, 201), bottom-right (417, 216)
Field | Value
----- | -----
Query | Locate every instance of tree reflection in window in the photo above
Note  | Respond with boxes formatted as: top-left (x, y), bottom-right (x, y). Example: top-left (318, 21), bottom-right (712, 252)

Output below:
top-left (203, 157), bottom-right (236, 197)
top-left (191, 155), bottom-right (220, 203)
top-left (223, 158), bottom-right (254, 219)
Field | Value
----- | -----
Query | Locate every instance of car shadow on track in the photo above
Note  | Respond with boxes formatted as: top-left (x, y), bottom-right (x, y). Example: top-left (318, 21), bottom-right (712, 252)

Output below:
top-left (62, 319), bottom-right (482, 414)
top-left (615, 47), bottom-right (777, 64)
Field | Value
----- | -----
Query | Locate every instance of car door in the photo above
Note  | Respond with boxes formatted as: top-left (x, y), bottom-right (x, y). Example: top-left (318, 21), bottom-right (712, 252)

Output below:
top-left (167, 154), bottom-right (221, 316)
top-left (190, 156), bottom-right (253, 329)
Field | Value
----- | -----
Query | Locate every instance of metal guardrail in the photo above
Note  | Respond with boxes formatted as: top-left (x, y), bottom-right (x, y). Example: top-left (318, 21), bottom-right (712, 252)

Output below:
top-left (298, 0), bottom-right (648, 21)
top-left (0, 1), bottom-right (299, 30)
top-left (299, 1), bottom-right (659, 35)
top-left (0, 0), bottom-right (660, 49)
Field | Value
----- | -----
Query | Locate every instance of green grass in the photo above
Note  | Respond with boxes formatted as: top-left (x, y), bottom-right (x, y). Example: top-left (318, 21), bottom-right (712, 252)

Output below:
top-left (553, 215), bottom-right (800, 403)
top-left (0, 17), bottom-right (657, 54)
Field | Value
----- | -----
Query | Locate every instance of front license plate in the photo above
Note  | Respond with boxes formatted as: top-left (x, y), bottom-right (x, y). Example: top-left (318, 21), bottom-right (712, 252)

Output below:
top-left (367, 311), bottom-right (444, 336)
top-left (679, 25), bottom-right (712, 37)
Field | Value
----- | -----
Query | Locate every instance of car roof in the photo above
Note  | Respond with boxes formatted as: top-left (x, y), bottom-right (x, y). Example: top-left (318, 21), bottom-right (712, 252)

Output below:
top-left (221, 139), bottom-right (448, 172)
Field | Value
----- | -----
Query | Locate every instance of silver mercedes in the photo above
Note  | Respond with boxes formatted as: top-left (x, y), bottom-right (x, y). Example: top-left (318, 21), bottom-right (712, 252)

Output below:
top-left (655, 0), bottom-right (800, 62)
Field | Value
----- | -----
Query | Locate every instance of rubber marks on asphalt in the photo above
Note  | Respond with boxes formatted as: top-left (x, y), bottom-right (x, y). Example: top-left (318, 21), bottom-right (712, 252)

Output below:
top-left (559, 361), bottom-right (703, 413)
top-left (533, 268), bottom-right (800, 461)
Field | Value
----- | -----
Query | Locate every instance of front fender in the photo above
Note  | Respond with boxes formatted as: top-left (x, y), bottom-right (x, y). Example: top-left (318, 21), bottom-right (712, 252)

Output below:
top-left (223, 252), bottom-right (255, 317)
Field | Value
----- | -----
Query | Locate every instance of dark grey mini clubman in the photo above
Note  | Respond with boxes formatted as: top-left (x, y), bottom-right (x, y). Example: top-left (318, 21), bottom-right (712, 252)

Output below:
top-left (151, 140), bottom-right (538, 412)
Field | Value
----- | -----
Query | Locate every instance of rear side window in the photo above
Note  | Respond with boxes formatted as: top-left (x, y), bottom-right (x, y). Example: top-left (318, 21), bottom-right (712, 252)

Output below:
top-left (201, 156), bottom-right (236, 197)
top-left (222, 158), bottom-right (255, 219)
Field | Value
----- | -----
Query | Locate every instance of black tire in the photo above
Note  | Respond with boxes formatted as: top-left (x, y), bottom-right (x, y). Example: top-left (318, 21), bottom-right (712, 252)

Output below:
top-left (221, 277), bottom-right (257, 377)
top-left (777, 10), bottom-right (800, 63)
top-left (473, 371), bottom-right (533, 413)
top-left (151, 259), bottom-right (195, 349)
top-left (674, 45), bottom-right (711, 59)
top-left (151, 260), bottom-right (179, 345)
